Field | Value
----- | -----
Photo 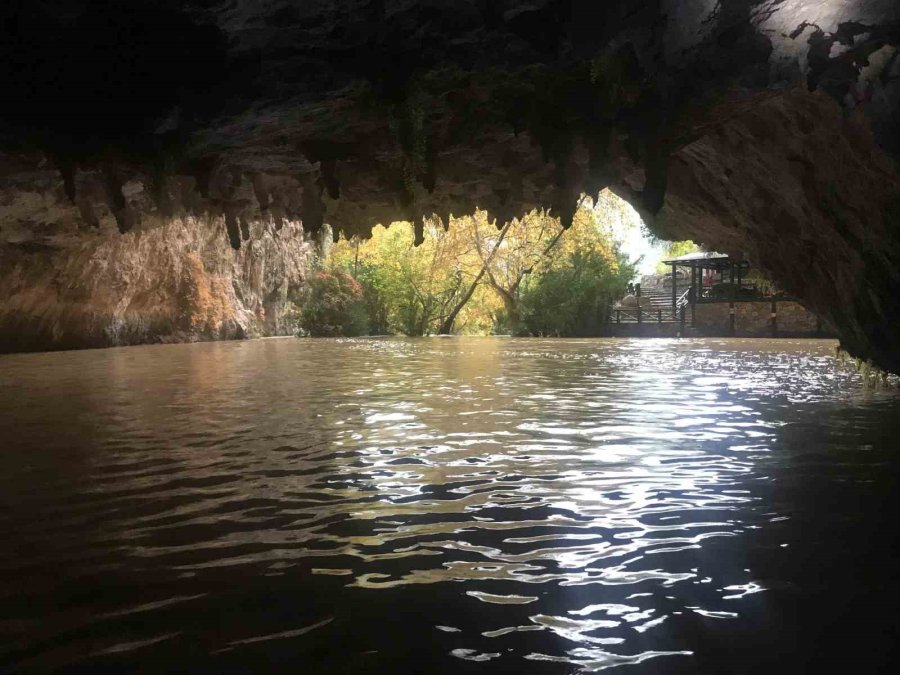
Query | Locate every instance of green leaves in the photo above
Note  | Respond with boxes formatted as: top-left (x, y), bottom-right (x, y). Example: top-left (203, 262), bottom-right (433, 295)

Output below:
top-left (300, 270), bottom-right (369, 337)
top-left (313, 190), bottom-right (641, 337)
top-left (521, 249), bottom-right (635, 337)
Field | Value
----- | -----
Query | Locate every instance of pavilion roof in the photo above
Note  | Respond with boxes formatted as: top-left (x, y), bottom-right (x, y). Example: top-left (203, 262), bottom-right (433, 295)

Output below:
top-left (662, 251), bottom-right (746, 269)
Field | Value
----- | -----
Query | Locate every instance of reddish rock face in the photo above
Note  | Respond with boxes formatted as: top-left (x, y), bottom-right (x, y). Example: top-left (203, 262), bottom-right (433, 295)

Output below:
top-left (0, 218), bottom-right (313, 352)
top-left (1, 2), bottom-right (899, 365)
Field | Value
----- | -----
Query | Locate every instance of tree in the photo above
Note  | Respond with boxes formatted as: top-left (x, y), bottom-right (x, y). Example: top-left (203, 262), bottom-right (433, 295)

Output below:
top-left (521, 248), bottom-right (635, 336)
top-left (327, 219), bottom-right (479, 336)
top-left (517, 197), bottom-right (634, 336)
top-left (300, 270), bottom-right (369, 336)
top-left (655, 240), bottom-right (699, 274)
top-left (317, 189), bottom-right (641, 337)
top-left (469, 210), bottom-right (566, 334)
top-left (437, 212), bottom-right (510, 334)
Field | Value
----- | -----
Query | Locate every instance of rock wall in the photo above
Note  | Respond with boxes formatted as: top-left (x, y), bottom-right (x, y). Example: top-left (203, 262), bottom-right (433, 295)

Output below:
top-left (654, 88), bottom-right (900, 368)
top-left (777, 301), bottom-right (822, 335)
top-left (693, 300), bottom-right (825, 338)
top-left (0, 217), bottom-right (312, 353)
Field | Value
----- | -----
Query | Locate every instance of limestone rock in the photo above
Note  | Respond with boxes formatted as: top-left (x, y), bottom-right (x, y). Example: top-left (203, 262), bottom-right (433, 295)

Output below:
top-left (1, 1), bottom-right (899, 365)
top-left (0, 217), bottom-right (312, 352)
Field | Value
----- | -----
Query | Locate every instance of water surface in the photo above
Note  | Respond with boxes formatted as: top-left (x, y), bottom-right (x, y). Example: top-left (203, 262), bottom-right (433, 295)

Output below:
top-left (1, 337), bottom-right (898, 672)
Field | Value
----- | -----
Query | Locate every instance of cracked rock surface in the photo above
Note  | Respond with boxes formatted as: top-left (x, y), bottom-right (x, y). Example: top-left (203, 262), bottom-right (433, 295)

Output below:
top-left (1, 1), bottom-right (899, 364)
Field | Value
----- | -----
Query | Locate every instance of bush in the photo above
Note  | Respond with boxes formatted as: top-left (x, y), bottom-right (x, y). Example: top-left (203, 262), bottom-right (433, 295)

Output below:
top-left (520, 250), bottom-right (633, 337)
top-left (300, 270), bottom-right (369, 337)
top-left (351, 264), bottom-right (392, 335)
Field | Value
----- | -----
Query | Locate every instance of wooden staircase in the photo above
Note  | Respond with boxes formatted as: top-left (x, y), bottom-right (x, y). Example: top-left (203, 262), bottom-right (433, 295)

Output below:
top-left (611, 285), bottom-right (692, 325)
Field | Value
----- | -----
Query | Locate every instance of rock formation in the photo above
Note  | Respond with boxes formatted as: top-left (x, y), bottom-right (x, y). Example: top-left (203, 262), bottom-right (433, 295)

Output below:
top-left (1, 1), bottom-right (899, 365)
top-left (0, 215), bottom-right (312, 352)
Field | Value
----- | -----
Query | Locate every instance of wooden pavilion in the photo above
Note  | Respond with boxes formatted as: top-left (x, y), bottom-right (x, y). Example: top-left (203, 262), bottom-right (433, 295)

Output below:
top-left (662, 251), bottom-right (752, 315)
top-left (609, 250), bottom-right (827, 337)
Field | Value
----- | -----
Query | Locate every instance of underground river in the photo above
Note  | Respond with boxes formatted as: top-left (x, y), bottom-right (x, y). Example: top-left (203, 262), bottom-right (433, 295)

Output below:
top-left (1, 337), bottom-right (898, 672)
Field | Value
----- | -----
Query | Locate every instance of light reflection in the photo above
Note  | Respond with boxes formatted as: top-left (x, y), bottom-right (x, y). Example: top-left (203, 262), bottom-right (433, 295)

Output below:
top-left (1, 336), bottom-right (884, 672)
top-left (525, 647), bottom-right (693, 672)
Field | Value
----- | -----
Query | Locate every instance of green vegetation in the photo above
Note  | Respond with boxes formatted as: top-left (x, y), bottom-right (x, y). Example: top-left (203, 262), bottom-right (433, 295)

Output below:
top-left (655, 240), bottom-right (699, 274)
top-left (294, 190), bottom-right (641, 338)
top-left (299, 270), bottom-right (369, 337)
top-left (521, 249), bottom-right (635, 337)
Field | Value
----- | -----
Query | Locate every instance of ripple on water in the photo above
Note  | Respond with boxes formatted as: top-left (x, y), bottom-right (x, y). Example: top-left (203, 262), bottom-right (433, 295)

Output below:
top-left (0, 337), bottom-right (895, 672)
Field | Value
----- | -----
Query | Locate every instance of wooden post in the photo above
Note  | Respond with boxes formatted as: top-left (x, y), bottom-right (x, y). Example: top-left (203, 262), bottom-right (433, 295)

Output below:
top-left (658, 308), bottom-right (662, 324)
top-left (771, 300), bottom-right (777, 337)
top-left (690, 265), bottom-right (697, 326)
top-left (671, 263), bottom-right (677, 319)
top-left (729, 302), bottom-right (736, 336)
top-left (680, 305), bottom-right (686, 332)
top-left (636, 284), bottom-right (642, 324)
top-left (616, 309), bottom-right (621, 324)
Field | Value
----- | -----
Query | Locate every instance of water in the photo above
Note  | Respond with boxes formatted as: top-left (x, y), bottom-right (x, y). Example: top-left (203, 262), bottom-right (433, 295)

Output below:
top-left (1, 337), bottom-right (898, 673)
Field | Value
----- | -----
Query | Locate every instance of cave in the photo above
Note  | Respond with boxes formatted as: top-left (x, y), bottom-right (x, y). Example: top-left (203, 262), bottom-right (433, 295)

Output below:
top-left (3, 3), bottom-right (900, 672)
top-left (1, 0), bottom-right (899, 367)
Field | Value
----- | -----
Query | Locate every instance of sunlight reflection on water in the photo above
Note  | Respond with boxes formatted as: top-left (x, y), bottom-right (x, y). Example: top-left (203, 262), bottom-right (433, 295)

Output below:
top-left (0, 337), bottom-right (897, 672)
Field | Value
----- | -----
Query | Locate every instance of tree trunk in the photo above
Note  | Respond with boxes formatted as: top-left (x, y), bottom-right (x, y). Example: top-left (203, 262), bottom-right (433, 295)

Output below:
top-left (496, 288), bottom-right (520, 335)
top-left (438, 266), bottom-right (487, 334)
top-left (439, 218), bottom-right (513, 335)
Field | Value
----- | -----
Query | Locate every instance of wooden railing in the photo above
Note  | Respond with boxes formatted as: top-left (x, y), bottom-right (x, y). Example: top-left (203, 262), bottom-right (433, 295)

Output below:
top-left (675, 287), bottom-right (691, 313)
top-left (611, 305), bottom-right (688, 326)
top-left (611, 286), bottom-right (692, 326)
